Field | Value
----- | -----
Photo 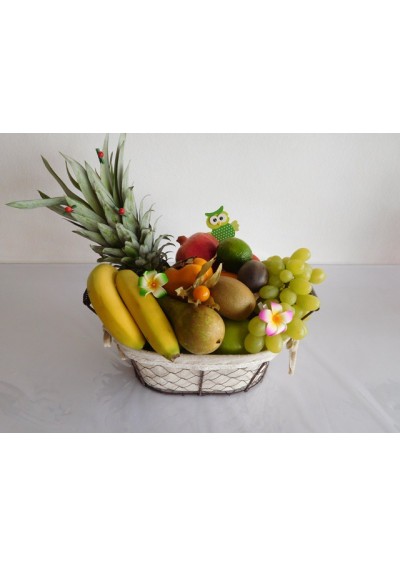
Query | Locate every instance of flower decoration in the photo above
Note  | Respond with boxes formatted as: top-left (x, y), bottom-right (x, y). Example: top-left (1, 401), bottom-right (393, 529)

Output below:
top-left (138, 270), bottom-right (169, 298)
top-left (259, 301), bottom-right (294, 336)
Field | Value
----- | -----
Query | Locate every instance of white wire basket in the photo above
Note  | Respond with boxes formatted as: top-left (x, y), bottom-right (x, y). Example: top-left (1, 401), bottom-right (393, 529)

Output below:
top-left (105, 332), bottom-right (299, 395)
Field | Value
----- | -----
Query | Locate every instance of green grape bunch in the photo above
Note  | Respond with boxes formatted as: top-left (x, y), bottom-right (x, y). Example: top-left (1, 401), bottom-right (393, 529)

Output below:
top-left (243, 247), bottom-right (326, 355)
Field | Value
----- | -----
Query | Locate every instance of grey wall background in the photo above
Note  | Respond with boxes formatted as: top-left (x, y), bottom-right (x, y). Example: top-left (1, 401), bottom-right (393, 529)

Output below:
top-left (1, 133), bottom-right (399, 264)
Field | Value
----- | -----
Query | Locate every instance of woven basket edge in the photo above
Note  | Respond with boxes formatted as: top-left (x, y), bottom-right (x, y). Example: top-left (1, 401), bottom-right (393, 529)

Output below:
top-left (116, 341), bottom-right (281, 370)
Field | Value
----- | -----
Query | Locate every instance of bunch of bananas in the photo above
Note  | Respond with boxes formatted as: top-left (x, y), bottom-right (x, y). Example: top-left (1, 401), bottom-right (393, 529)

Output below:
top-left (87, 264), bottom-right (180, 361)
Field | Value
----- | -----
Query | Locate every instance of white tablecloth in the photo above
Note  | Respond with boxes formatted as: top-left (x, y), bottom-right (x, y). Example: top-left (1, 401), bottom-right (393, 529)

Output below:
top-left (0, 264), bottom-right (399, 432)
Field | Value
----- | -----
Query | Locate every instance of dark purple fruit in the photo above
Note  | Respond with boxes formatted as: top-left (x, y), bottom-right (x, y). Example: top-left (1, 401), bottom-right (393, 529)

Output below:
top-left (237, 260), bottom-right (268, 292)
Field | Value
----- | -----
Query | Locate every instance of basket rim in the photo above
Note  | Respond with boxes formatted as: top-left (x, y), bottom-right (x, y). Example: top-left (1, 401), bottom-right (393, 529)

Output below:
top-left (117, 341), bottom-right (282, 370)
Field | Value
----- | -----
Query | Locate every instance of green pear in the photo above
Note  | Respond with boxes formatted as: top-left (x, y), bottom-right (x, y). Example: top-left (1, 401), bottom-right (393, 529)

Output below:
top-left (158, 297), bottom-right (225, 355)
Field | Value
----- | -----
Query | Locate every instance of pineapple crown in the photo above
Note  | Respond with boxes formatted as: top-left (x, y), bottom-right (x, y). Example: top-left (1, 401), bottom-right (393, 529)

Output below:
top-left (7, 134), bottom-right (173, 274)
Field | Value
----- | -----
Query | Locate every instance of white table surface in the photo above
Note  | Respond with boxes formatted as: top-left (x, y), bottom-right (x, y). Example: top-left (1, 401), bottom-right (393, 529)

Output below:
top-left (0, 264), bottom-right (399, 432)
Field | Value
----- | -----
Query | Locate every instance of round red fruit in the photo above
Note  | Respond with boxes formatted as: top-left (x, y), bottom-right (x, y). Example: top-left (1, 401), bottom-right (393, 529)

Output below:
top-left (176, 232), bottom-right (219, 262)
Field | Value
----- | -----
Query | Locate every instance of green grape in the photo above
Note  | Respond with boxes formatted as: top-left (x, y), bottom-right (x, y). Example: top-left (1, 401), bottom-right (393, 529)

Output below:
top-left (268, 255), bottom-right (284, 264)
top-left (264, 258), bottom-right (284, 275)
top-left (265, 334), bottom-right (283, 354)
top-left (310, 268), bottom-right (326, 284)
top-left (292, 305), bottom-right (306, 319)
top-left (282, 257), bottom-right (290, 266)
top-left (280, 302), bottom-right (294, 313)
top-left (280, 332), bottom-right (290, 342)
top-left (280, 288), bottom-right (297, 305)
top-left (296, 294), bottom-right (320, 311)
top-left (280, 269), bottom-right (294, 283)
top-left (244, 333), bottom-right (265, 354)
top-left (291, 248), bottom-right (311, 261)
top-left (248, 316), bottom-right (267, 337)
top-left (259, 285), bottom-right (279, 300)
top-left (303, 263), bottom-right (313, 280)
top-left (268, 273), bottom-right (283, 287)
top-left (286, 317), bottom-right (307, 340)
top-left (289, 277), bottom-right (312, 295)
top-left (286, 258), bottom-right (305, 276)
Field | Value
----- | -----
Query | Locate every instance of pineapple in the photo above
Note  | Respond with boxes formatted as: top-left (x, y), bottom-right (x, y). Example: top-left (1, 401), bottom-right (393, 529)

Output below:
top-left (7, 134), bottom-right (173, 274)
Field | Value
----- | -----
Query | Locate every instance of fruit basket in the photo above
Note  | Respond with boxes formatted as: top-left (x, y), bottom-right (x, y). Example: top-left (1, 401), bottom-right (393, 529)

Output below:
top-left (116, 343), bottom-right (277, 395)
top-left (8, 134), bottom-right (325, 396)
top-left (87, 300), bottom-right (304, 396)
top-left (84, 282), bottom-right (305, 395)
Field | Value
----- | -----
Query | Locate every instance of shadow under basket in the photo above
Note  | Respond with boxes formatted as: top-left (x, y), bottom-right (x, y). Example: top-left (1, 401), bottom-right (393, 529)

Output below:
top-left (106, 334), bottom-right (300, 396)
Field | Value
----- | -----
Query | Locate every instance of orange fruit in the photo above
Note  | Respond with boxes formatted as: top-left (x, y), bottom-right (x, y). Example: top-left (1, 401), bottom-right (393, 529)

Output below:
top-left (164, 258), bottom-right (213, 295)
top-left (221, 270), bottom-right (238, 279)
top-left (193, 285), bottom-right (211, 303)
top-left (193, 258), bottom-right (213, 280)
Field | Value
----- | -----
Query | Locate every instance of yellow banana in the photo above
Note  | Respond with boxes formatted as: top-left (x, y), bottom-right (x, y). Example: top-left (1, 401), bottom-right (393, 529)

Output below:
top-left (87, 264), bottom-right (145, 350)
top-left (116, 269), bottom-right (180, 361)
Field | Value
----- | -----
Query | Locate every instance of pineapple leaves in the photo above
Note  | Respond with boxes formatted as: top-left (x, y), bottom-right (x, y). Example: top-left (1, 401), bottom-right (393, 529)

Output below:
top-left (122, 211), bottom-right (139, 234)
top-left (65, 162), bottom-right (81, 190)
top-left (115, 222), bottom-right (134, 243)
top-left (141, 205), bottom-right (155, 229)
top-left (70, 212), bottom-right (101, 232)
top-left (102, 247), bottom-right (124, 258)
top-left (41, 157), bottom-right (87, 206)
top-left (90, 245), bottom-right (104, 255)
top-left (152, 215), bottom-right (162, 233)
top-left (7, 196), bottom-right (67, 209)
top-left (65, 197), bottom-right (104, 223)
top-left (37, 191), bottom-right (66, 212)
top-left (114, 134), bottom-right (126, 204)
top-left (138, 195), bottom-right (154, 229)
top-left (121, 257), bottom-right (138, 266)
top-left (105, 256), bottom-right (128, 265)
top-left (122, 189), bottom-right (139, 232)
top-left (9, 134), bottom-right (172, 274)
top-left (97, 223), bottom-right (120, 246)
top-left (34, 192), bottom-right (82, 229)
top-left (154, 234), bottom-right (173, 249)
top-left (143, 230), bottom-right (154, 250)
top-left (85, 163), bottom-right (116, 211)
top-left (61, 154), bottom-right (104, 218)
top-left (121, 164), bottom-right (131, 203)
top-left (101, 202), bottom-right (120, 228)
top-left (157, 242), bottom-right (175, 253)
top-left (100, 134), bottom-right (113, 194)
top-left (138, 194), bottom-right (149, 221)
top-left (123, 242), bottom-right (139, 257)
top-left (72, 229), bottom-right (107, 245)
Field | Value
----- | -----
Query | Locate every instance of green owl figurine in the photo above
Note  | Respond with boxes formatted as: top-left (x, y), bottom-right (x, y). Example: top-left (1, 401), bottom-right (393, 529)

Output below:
top-left (205, 206), bottom-right (239, 241)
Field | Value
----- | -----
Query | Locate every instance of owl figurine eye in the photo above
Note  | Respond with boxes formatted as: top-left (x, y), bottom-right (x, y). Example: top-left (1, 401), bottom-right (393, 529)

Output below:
top-left (205, 206), bottom-right (240, 242)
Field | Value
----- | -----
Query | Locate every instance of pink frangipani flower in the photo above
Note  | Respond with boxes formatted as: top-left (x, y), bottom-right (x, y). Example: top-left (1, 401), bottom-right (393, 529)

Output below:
top-left (259, 301), bottom-right (294, 336)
